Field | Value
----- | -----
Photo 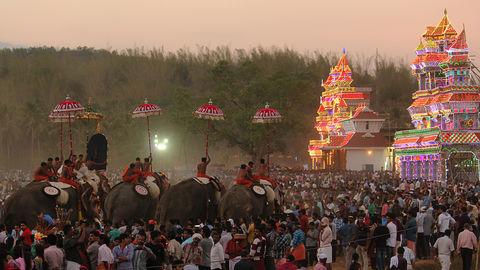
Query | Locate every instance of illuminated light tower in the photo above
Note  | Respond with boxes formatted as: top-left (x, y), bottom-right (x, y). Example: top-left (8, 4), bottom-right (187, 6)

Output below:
top-left (394, 10), bottom-right (480, 182)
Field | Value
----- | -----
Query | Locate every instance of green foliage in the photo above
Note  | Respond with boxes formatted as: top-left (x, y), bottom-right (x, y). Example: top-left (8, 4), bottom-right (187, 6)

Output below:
top-left (0, 46), bottom-right (416, 169)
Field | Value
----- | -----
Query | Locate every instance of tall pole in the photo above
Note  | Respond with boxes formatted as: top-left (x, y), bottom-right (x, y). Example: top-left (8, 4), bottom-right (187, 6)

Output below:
top-left (266, 124), bottom-right (270, 175)
top-left (60, 121), bottom-right (64, 161)
top-left (205, 120), bottom-right (210, 157)
top-left (147, 116), bottom-right (153, 171)
top-left (68, 114), bottom-right (73, 157)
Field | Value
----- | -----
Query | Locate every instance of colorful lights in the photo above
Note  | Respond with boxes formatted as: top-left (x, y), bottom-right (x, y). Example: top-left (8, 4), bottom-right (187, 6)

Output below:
top-left (394, 10), bottom-right (480, 182)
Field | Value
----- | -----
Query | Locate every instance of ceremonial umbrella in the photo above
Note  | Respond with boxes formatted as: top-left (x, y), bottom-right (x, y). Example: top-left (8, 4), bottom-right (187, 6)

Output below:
top-left (49, 95), bottom-right (85, 159)
top-left (77, 97), bottom-right (104, 145)
top-left (132, 98), bottom-right (162, 164)
top-left (194, 99), bottom-right (224, 156)
top-left (252, 102), bottom-right (282, 170)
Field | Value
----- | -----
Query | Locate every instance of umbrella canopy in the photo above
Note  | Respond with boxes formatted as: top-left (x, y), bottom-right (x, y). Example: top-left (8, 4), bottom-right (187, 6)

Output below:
top-left (52, 95), bottom-right (85, 115)
top-left (252, 103), bottom-right (282, 124)
top-left (77, 111), bottom-right (103, 121)
top-left (132, 98), bottom-right (162, 118)
top-left (49, 95), bottom-right (85, 158)
top-left (194, 99), bottom-right (225, 120)
top-left (78, 98), bottom-right (103, 121)
top-left (49, 95), bottom-right (85, 122)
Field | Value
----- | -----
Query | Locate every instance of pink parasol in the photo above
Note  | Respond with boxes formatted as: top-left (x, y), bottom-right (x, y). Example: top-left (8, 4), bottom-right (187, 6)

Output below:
top-left (194, 99), bottom-right (224, 156)
top-left (252, 102), bottom-right (282, 171)
top-left (132, 98), bottom-right (162, 167)
top-left (49, 95), bottom-right (85, 159)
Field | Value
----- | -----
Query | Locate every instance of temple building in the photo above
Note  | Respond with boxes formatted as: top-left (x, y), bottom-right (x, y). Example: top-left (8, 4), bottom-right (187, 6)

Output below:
top-left (308, 50), bottom-right (390, 171)
top-left (393, 10), bottom-right (480, 182)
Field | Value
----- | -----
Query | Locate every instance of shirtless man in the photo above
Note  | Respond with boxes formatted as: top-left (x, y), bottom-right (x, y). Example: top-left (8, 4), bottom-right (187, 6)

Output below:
top-left (123, 163), bottom-right (142, 183)
top-left (196, 156), bottom-right (211, 178)
top-left (143, 157), bottom-right (152, 174)
top-left (134, 157), bottom-right (143, 172)
top-left (53, 157), bottom-right (62, 175)
top-left (257, 159), bottom-right (268, 178)
top-left (59, 160), bottom-right (80, 189)
top-left (246, 161), bottom-right (255, 181)
top-left (236, 164), bottom-right (253, 187)
top-left (46, 157), bottom-right (54, 174)
top-left (34, 162), bottom-right (52, 182)
top-left (75, 154), bottom-right (85, 171)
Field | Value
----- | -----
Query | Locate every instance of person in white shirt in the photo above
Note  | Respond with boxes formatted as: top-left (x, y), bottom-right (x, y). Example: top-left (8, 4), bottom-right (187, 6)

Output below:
top-left (210, 230), bottom-right (225, 270)
top-left (97, 234), bottom-right (115, 270)
top-left (389, 247), bottom-right (407, 270)
top-left (416, 206), bottom-right (427, 259)
top-left (402, 245), bottom-right (415, 270)
top-left (0, 225), bottom-right (7, 244)
top-left (386, 214), bottom-right (397, 259)
top-left (219, 226), bottom-right (233, 262)
top-left (433, 230), bottom-right (454, 270)
top-left (437, 206), bottom-right (455, 233)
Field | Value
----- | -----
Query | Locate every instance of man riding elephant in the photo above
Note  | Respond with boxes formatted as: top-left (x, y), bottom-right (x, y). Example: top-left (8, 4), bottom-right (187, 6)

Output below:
top-left (2, 168), bottom-right (109, 227)
top-left (33, 162), bottom-right (55, 182)
top-left (254, 159), bottom-right (277, 188)
top-left (197, 155), bottom-right (211, 178)
top-left (220, 161), bottom-right (278, 220)
top-left (104, 172), bottom-right (169, 225)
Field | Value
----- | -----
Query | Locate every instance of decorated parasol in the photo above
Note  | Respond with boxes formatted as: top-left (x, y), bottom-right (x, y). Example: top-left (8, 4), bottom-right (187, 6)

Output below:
top-left (77, 97), bottom-right (104, 143)
top-left (132, 98), bottom-right (162, 165)
top-left (194, 99), bottom-right (224, 156)
top-left (49, 95), bottom-right (85, 159)
top-left (252, 102), bottom-right (282, 171)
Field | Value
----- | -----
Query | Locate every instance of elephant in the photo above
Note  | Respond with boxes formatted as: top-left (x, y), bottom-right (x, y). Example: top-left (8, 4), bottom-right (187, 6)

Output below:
top-left (219, 184), bottom-right (274, 220)
top-left (2, 170), bottom-right (109, 227)
top-left (103, 172), bottom-right (169, 225)
top-left (157, 177), bottom-right (223, 226)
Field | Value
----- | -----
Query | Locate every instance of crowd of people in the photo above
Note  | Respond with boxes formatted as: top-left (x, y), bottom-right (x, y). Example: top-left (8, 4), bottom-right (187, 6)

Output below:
top-left (1, 165), bottom-right (480, 270)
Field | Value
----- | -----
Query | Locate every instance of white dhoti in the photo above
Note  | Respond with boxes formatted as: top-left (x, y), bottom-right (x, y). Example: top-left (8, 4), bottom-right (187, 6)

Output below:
top-left (317, 245), bottom-right (332, 263)
top-left (438, 254), bottom-right (451, 270)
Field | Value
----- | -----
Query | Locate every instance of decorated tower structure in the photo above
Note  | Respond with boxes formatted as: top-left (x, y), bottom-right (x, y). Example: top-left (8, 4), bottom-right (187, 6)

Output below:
top-left (308, 50), bottom-right (390, 170)
top-left (393, 10), bottom-right (480, 181)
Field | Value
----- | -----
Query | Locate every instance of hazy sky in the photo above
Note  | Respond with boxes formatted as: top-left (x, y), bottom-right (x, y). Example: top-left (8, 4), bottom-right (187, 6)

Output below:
top-left (2, 0), bottom-right (479, 60)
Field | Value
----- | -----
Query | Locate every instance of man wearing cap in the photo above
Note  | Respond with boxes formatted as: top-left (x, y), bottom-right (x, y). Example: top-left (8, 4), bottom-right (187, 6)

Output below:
top-left (317, 217), bottom-right (332, 270)
top-left (456, 223), bottom-right (477, 270)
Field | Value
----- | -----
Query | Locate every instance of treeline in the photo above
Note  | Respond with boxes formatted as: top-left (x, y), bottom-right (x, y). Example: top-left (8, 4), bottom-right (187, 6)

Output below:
top-left (0, 46), bottom-right (416, 170)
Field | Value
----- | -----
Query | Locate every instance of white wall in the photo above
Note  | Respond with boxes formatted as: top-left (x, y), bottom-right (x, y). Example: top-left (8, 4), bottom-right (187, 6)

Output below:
top-left (346, 148), bottom-right (389, 171)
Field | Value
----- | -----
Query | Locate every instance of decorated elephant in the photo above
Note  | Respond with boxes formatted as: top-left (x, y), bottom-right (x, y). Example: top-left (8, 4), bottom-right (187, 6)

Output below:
top-left (103, 172), bottom-right (169, 225)
top-left (219, 182), bottom-right (275, 220)
top-left (2, 170), bottom-right (109, 227)
top-left (157, 177), bottom-right (223, 226)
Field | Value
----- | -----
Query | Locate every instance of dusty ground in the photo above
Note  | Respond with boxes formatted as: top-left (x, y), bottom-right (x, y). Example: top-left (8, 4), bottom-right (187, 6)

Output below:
top-left (308, 255), bottom-right (469, 270)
